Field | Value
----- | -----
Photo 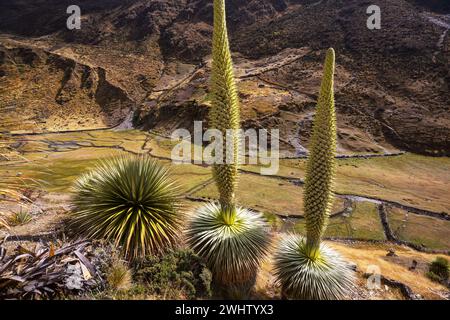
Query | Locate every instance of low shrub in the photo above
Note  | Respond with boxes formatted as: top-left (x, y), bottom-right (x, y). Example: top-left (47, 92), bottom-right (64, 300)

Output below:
top-left (427, 257), bottom-right (449, 282)
top-left (133, 249), bottom-right (212, 299)
top-left (106, 258), bottom-right (133, 293)
top-left (426, 271), bottom-right (443, 283)
top-left (8, 208), bottom-right (32, 226)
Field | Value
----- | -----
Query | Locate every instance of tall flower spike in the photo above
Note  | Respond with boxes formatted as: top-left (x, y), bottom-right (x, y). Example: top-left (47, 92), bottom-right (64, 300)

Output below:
top-left (304, 48), bottom-right (337, 254)
top-left (273, 49), bottom-right (354, 300)
top-left (210, 0), bottom-right (241, 211)
top-left (186, 0), bottom-right (271, 291)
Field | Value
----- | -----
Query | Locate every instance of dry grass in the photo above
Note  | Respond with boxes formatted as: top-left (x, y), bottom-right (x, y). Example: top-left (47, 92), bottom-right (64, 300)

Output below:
top-left (1, 131), bottom-right (35, 228)
top-left (107, 259), bottom-right (133, 292)
top-left (0, 216), bottom-right (9, 230)
top-left (334, 155), bottom-right (450, 213)
top-left (329, 242), bottom-right (450, 300)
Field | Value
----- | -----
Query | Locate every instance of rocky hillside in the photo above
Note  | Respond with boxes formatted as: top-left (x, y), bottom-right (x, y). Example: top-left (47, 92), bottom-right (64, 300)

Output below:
top-left (0, 0), bottom-right (449, 155)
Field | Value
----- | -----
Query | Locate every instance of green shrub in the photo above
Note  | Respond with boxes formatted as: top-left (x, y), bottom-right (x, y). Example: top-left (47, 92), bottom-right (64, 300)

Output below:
top-left (69, 155), bottom-right (182, 261)
top-left (133, 249), bottom-right (212, 299)
top-left (426, 271), bottom-right (443, 283)
top-left (8, 208), bottom-right (32, 226)
top-left (428, 257), bottom-right (449, 282)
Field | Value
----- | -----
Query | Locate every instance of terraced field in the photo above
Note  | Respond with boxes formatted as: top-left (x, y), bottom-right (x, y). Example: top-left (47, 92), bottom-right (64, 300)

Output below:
top-left (1, 128), bottom-right (449, 253)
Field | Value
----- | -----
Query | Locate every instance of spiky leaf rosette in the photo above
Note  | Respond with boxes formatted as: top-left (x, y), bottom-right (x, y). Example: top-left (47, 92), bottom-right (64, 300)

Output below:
top-left (210, 0), bottom-right (241, 209)
top-left (69, 155), bottom-right (182, 261)
top-left (304, 48), bottom-right (337, 249)
top-left (274, 234), bottom-right (354, 300)
top-left (186, 202), bottom-right (271, 285)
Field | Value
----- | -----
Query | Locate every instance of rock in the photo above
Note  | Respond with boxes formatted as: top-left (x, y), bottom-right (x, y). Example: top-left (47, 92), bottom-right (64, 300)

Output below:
top-left (386, 249), bottom-right (397, 257)
top-left (347, 261), bottom-right (358, 271)
top-left (409, 260), bottom-right (418, 271)
top-left (65, 263), bottom-right (84, 290)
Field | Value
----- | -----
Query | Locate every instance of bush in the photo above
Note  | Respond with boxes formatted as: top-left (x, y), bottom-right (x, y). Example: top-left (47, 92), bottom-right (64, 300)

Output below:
top-left (426, 271), bottom-right (443, 283)
top-left (133, 249), bottom-right (212, 299)
top-left (69, 155), bottom-right (182, 261)
top-left (427, 257), bottom-right (449, 282)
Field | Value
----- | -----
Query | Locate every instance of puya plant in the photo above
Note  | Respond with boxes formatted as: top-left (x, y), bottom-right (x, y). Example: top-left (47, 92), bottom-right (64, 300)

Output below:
top-left (274, 49), bottom-right (354, 300)
top-left (186, 0), bottom-right (271, 288)
top-left (69, 155), bottom-right (182, 261)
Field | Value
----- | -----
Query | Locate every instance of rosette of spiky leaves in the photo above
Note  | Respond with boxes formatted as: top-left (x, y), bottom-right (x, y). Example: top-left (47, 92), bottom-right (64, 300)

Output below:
top-left (304, 48), bottom-right (337, 251)
top-left (209, 0), bottom-right (241, 210)
top-left (69, 155), bottom-right (182, 261)
top-left (274, 234), bottom-right (354, 300)
top-left (186, 202), bottom-right (271, 285)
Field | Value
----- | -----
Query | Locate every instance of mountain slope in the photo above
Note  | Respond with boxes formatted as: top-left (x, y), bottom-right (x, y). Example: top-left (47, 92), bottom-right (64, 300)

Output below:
top-left (0, 0), bottom-right (449, 155)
